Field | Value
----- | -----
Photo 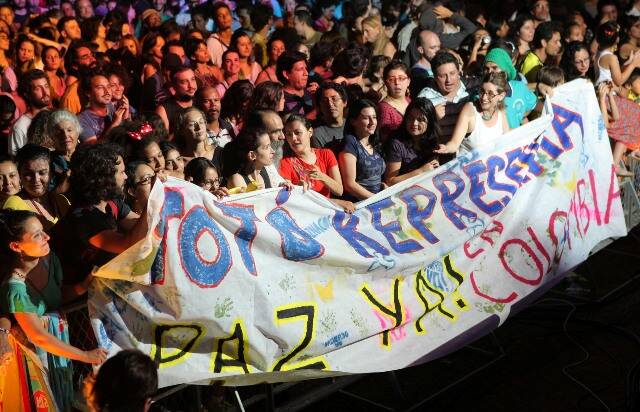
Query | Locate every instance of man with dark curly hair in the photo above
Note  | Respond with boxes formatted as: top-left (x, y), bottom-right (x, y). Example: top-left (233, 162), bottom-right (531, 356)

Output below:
top-left (51, 143), bottom-right (150, 287)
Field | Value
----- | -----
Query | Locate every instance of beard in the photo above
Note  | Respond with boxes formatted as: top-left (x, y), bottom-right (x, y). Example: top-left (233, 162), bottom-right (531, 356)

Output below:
top-left (175, 93), bottom-right (194, 102)
top-left (271, 139), bottom-right (285, 168)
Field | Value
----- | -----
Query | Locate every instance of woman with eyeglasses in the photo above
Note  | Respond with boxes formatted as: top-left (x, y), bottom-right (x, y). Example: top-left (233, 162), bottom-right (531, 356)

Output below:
top-left (434, 72), bottom-right (510, 156)
top-left (184, 157), bottom-right (220, 191)
top-left (560, 42), bottom-right (592, 82)
top-left (125, 161), bottom-right (156, 215)
top-left (378, 61), bottom-right (411, 143)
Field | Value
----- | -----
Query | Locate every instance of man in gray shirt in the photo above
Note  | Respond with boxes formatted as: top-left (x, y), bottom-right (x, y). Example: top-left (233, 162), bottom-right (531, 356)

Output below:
top-left (312, 82), bottom-right (348, 155)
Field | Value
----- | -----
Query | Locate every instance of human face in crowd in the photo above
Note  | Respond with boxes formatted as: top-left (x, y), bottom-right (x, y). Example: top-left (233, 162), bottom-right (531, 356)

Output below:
top-left (0, 160), bottom-right (20, 200)
top-left (0, 109), bottom-right (13, 131)
top-left (566, 25), bottom-right (583, 42)
top-left (18, 41), bottom-right (35, 64)
top-left (121, 38), bottom-right (138, 55)
top-left (236, 35), bottom-right (253, 59)
top-left (185, 110), bottom-right (207, 143)
top-left (0, 7), bottom-right (13, 25)
top-left (601, 5), bottom-right (618, 23)
top-left (63, 19), bottom-right (82, 41)
top-left (20, 157), bottom-right (50, 199)
top-left (479, 82), bottom-right (505, 112)
top-left (630, 20), bottom-right (640, 41)
top-left (76, 0), bottom-right (94, 19)
top-left (362, 23), bottom-right (380, 44)
top-left (153, 0), bottom-right (166, 11)
top-left (269, 40), bottom-right (286, 65)
top-left (214, 6), bottom-right (232, 31)
top-left (385, 68), bottom-right (410, 99)
top-left (251, 132), bottom-right (275, 167)
top-left (531, 0), bottom-right (550, 22)
top-left (89, 75), bottom-right (111, 107)
top-left (519, 19), bottom-right (535, 44)
top-left (320, 88), bottom-right (345, 123)
top-left (168, 45), bottom-right (186, 63)
top-left (264, 113), bottom-right (284, 142)
top-left (544, 32), bottom-right (562, 57)
top-left (192, 42), bottom-right (210, 64)
top-left (10, 217), bottom-right (50, 258)
top-left (143, 141), bottom-right (165, 172)
top-left (284, 119), bottom-right (312, 156)
top-left (61, 2), bottom-right (75, 17)
top-left (435, 62), bottom-right (461, 96)
top-left (115, 156), bottom-right (127, 193)
top-left (296, 43), bottom-right (310, 60)
top-left (285, 61), bottom-right (308, 91)
top-left (146, 12), bottom-right (162, 28)
top-left (405, 108), bottom-right (429, 137)
top-left (174, 69), bottom-right (197, 99)
top-left (223, 51), bottom-right (241, 76)
top-left (193, 14), bottom-right (208, 33)
top-left (0, 32), bottom-right (9, 52)
top-left (418, 31), bottom-right (440, 61)
top-left (76, 46), bottom-right (97, 68)
top-left (573, 49), bottom-right (590, 77)
top-left (30, 78), bottom-right (51, 109)
top-left (151, 36), bottom-right (165, 60)
top-left (129, 163), bottom-right (155, 207)
top-left (483, 61), bottom-right (503, 76)
top-left (199, 87), bottom-right (221, 122)
top-left (352, 107), bottom-right (377, 139)
top-left (108, 74), bottom-right (125, 101)
top-left (52, 119), bottom-right (79, 155)
top-left (164, 149), bottom-right (184, 173)
top-left (43, 48), bottom-right (62, 72)
top-left (198, 166), bottom-right (220, 192)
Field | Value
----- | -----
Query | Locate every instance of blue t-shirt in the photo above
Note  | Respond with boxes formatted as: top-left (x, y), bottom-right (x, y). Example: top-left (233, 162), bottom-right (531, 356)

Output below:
top-left (77, 104), bottom-right (115, 143)
top-left (342, 134), bottom-right (385, 197)
top-left (505, 80), bottom-right (536, 129)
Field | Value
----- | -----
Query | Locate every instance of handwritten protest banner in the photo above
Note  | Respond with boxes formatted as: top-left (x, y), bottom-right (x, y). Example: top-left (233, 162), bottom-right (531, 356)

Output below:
top-left (89, 80), bottom-right (627, 387)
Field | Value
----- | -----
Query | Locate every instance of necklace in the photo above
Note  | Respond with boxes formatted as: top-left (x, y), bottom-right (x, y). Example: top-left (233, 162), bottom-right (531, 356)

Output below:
top-left (11, 269), bottom-right (26, 280)
top-left (481, 110), bottom-right (495, 121)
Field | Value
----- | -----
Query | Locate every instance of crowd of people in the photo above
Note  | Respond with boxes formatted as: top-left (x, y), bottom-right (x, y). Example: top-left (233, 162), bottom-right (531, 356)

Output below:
top-left (0, 0), bottom-right (638, 410)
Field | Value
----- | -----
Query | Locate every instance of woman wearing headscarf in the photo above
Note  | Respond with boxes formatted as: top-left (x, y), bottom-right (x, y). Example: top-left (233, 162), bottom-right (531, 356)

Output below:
top-left (483, 47), bottom-right (537, 129)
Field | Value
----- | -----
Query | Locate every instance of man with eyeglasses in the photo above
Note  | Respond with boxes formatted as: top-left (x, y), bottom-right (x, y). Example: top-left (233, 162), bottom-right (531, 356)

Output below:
top-left (312, 82), bottom-right (348, 156)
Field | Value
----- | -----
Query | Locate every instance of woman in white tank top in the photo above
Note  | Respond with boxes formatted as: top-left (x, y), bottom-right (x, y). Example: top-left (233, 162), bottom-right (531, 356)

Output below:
top-left (594, 21), bottom-right (640, 86)
top-left (435, 72), bottom-right (510, 156)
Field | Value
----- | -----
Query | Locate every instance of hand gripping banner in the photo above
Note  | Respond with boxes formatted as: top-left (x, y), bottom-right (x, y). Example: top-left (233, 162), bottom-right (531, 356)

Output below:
top-left (89, 80), bottom-right (627, 387)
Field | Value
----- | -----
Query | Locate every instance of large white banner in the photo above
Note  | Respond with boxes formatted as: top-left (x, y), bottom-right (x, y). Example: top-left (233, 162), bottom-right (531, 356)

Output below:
top-left (89, 80), bottom-right (626, 387)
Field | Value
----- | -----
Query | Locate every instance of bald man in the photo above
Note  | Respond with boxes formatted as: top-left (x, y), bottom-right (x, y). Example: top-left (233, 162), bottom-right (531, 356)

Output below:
top-left (409, 29), bottom-right (440, 97)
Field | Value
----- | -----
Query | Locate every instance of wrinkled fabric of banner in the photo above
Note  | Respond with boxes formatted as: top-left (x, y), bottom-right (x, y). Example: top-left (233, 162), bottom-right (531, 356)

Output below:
top-left (89, 80), bottom-right (627, 387)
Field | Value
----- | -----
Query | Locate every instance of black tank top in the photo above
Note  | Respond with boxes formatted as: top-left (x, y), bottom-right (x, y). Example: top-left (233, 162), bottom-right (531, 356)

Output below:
top-left (241, 168), bottom-right (272, 189)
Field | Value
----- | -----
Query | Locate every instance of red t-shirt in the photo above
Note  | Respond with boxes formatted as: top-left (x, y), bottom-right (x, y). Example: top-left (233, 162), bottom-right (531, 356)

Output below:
top-left (279, 148), bottom-right (338, 198)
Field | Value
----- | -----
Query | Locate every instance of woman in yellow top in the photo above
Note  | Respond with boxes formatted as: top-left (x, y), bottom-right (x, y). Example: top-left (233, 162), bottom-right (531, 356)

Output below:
top-left (3, 144), bottom-right (69, 230)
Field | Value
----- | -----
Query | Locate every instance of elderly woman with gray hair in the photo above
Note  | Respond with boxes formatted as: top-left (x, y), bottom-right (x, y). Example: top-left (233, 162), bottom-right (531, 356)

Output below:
top-left (47, 110), bottom-right (82, 193)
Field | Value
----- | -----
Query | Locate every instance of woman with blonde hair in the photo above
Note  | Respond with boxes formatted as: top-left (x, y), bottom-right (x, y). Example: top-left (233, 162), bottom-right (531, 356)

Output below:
top-left (362, 16), bottom-right (396, 59)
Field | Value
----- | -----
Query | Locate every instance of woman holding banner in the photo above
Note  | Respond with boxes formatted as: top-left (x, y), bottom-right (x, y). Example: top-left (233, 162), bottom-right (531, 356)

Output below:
top-left (434, 72), bottom-right (510, 156)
